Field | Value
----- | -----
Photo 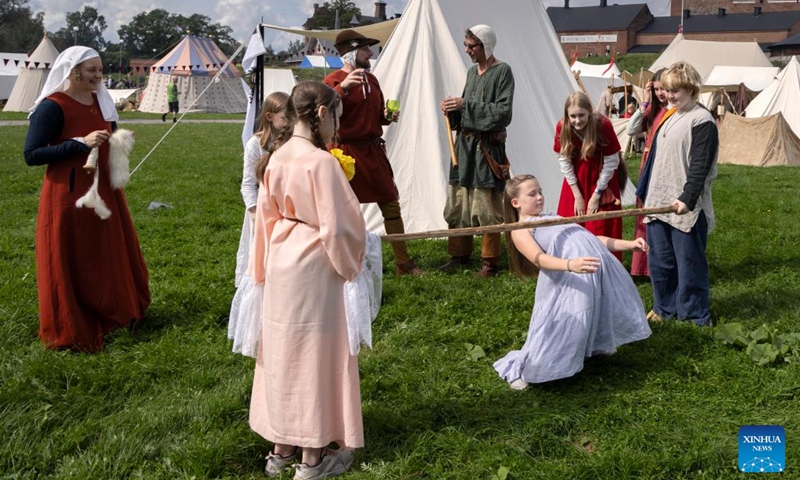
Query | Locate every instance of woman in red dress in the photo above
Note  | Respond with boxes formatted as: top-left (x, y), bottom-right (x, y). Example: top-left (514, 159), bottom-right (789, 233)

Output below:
top-left (627, 69), bottom-right (668, 276)
top-left (554, 92), bottom-right (623, 256)
top-left (23, 46), bottom-right (150, 352)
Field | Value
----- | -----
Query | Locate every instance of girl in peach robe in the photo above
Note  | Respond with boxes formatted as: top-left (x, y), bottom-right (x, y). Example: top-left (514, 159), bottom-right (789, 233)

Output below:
top-left (248, 81), bottom-right (366, 477)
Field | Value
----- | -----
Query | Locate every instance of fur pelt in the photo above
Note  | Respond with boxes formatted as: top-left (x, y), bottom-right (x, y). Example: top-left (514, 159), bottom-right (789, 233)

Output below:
top-left (75, 129), bottom-right (135, 219)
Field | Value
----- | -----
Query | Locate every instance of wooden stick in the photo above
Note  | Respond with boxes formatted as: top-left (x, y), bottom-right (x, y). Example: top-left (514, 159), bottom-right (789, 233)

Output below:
top-left (381, 205), bottom-right (677, 242)
top-left (443, 114), bottom-right (458, 167)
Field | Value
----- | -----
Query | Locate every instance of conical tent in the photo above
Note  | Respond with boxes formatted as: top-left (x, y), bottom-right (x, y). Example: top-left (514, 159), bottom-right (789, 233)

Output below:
top-left (4, 35), bottom-right (59, 112)
top-left (649, 34), bottom-right (773, 82)
top-left (138, 35), bottom-right (246, 114)
top-left (368, 0), bottom-right (591, 233)
top-left (745, 56), bottom-right (800, 138)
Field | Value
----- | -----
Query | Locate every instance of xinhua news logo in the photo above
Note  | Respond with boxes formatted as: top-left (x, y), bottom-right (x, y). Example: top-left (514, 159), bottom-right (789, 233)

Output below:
top-left (738, 425), bottom-right (785, 473)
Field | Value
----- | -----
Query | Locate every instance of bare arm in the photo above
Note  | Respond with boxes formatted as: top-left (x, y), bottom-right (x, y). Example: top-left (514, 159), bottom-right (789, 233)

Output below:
top-left (596, 236), bottom-right (648, 253)
top-left (510, 229), bottom-right (599, 274)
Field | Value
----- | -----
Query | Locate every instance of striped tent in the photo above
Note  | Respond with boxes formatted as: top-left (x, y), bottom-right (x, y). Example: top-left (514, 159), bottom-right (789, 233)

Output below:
top-left (138, 35), bottom-right (246, 114)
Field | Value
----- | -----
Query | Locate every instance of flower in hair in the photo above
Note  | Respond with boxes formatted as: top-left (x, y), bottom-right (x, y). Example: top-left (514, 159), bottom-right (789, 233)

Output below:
top-left (330, 148), bottom-right (355, 181)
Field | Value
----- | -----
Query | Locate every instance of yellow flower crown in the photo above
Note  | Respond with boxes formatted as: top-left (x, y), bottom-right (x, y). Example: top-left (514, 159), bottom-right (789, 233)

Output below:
top-left (329, 148), bottom-right (356, 181)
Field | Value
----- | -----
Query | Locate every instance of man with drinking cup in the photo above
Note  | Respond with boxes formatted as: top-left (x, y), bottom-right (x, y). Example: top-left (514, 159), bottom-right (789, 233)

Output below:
top-left (324, 29), bottom-right (423, 276)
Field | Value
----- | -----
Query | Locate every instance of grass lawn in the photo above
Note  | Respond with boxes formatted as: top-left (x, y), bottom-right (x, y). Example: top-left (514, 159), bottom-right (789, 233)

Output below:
top-left (1, 123), bottom-right (798, 479)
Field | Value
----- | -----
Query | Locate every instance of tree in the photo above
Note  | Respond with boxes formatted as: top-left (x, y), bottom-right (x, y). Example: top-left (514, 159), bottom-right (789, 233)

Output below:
top-left (118, 9), bottom-right (237, 58)
top-left (49, 6), bottom-right (107, 51)
top-left (305, 1), bottom-right (361, 30)
top-left (0, 0), bottom-right (45, 52)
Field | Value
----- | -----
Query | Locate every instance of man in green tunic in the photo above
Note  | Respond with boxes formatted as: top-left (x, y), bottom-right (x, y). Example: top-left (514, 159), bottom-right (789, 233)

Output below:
top-left (161, 76), bottom-right (179, 123)
top-left (440, 24), bottom-right (515, 277)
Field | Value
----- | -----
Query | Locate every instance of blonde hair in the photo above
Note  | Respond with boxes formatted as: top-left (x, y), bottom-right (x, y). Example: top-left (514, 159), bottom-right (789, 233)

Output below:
top-left (254, 82), bottom-right (340, 183)
top-left (502, 174), bottom-right (540, 278)
top-left (253, 92), bottom-right (290, 182)
top-left (559, 91), bottom-right (606, 161)
top-left (660, 62), bottom-right (702, 102)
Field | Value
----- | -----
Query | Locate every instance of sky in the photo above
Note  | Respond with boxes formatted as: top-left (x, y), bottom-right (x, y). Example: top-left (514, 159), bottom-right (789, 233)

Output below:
top-left (30, 0), bottom-right (671, 51)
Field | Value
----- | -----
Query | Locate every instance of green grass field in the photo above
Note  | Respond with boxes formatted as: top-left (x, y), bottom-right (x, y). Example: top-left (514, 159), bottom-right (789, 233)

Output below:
top-left (1, 123), bottom-right (798, 479)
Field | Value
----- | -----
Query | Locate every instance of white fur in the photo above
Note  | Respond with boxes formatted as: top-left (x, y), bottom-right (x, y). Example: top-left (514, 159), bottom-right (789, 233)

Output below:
top-left (75, 168), bottom-right (111, 219)
top-left (75, 129), bottom-right (135, 219)
top-left (108, 129), bottom-right (134, 189)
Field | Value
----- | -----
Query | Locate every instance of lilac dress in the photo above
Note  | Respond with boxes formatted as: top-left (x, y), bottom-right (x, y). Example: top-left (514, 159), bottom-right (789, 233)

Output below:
top-left (494, 215), bottom-right (651, 384)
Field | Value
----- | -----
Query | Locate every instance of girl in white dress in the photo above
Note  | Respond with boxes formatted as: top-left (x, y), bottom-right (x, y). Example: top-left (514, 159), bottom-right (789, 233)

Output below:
top-left (494, 174), bottom-right (652, 389)
top-left (229, 92), bottom-right (289, 357)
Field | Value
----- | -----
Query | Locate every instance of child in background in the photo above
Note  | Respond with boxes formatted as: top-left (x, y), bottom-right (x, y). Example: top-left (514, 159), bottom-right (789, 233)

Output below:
top-left (228, 92), bottom-right (289, 358)
top-left (554, 92), bottom-right (623, 259)
top-left (493, 174), bottom-right (651, 389)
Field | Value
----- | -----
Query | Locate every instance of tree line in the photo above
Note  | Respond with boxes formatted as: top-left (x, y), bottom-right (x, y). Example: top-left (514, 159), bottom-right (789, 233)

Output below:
top-left (0, 0), bottom-right (365, 71)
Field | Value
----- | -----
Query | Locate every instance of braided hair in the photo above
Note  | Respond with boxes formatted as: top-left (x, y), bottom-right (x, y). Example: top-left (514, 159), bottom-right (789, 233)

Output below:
top-left (254, 82), bottom-right (340, 183)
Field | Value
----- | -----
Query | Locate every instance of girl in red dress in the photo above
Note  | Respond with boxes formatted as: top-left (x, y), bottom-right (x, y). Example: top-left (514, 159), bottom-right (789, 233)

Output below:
top-left (554, 92), bottom-right (623, 255)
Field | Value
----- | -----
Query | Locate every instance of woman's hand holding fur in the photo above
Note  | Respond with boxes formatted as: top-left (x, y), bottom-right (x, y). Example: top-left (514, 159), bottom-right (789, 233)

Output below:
top-left (84, 129), bottom-right (110, 148)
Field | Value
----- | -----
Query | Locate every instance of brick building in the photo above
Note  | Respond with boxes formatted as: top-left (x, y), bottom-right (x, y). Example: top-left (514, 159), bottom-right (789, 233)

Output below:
top-left (548, 0), bottom-right (800, 57)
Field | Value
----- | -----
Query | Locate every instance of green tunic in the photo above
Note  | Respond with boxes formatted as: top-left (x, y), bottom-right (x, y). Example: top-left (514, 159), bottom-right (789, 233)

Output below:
top-left (447, 62), bottom-right (515, 190)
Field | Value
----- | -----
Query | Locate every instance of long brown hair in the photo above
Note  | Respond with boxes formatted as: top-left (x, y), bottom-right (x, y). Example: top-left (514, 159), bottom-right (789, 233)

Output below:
top-left (559, 91), bottom-right (605, 161)
top-left (503, 174), bottom-right (540, 278)
top-left (646, 68), bottom-right (666, 128)
top-left (254, 82), bottom-right (340, 183)
top-left (253, 92), bottom-right (289, 182)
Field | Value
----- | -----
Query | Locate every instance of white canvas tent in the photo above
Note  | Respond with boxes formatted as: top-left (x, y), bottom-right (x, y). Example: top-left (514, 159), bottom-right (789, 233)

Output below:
top-left (368, 0), bottom-right (633, 233)
top-left (571, 60), bottom-right (625, 112)
top-left (649, 34), bottom-right (773, 82)
top-left (745, 56), bottom-right (800, 138)
top-left (718, 113), bottom-right (800, 167)
top-left (0, 53), bottom-right (28, 101)
top-left (4, 35), bottom-right (59, 112)
top-left (138, 35), bottom-right (247, 114)
top-left (703, 65), bottom-right (779, 92)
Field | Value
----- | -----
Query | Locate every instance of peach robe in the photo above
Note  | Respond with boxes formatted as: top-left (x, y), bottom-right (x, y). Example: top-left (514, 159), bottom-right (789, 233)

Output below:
top-left (249, 148), bottom-right (366, 449)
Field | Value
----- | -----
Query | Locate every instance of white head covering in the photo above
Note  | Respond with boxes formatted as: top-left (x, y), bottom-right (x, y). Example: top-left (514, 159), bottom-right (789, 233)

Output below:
top-left (342, 50), bottom-right (358, 69)
top-left (29, 46), bottom-right (119, 122)
top-left (468, 24), bottom-right (497, 59)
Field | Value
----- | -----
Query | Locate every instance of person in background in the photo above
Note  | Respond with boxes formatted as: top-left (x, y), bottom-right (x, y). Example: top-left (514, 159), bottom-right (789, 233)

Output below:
top-left (636, 62), bottom-right (719, 326)
top-left (323, 29), bottom-right (422, 276)
top-left (23, 46), bottom-right (150, 352)
top-left (161, 75), bottom-right (179, 123)
top-left (554, 91), bottom-right (623, 258)
top-left (439, 24), bottom-right (515, 277)
top-left (228, 91), bottom-right (289, 358)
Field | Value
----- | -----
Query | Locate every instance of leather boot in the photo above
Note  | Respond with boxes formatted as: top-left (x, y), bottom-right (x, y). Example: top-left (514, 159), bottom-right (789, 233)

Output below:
top-left (437, 255), bottom-right (471, 272)
top-left (477, 257), bottom-right (500, 278)
top-left (396, 259), bottom-right (424, 276)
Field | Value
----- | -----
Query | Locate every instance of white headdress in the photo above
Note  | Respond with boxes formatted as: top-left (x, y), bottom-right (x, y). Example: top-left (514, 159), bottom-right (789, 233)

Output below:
top-left (29, 46), bottom-right (118, 122)
top-left (469, 24), bottom-right (497, 59)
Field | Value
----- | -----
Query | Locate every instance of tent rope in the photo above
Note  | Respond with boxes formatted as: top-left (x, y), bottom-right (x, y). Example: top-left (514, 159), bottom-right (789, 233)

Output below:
top-left (130, 39), bottom-right (249, 177)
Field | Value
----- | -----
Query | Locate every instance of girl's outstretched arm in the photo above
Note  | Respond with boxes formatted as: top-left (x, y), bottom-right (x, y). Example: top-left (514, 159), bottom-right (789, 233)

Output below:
top-left (597, 236), bottom-right (648, 253)
top-left (511, 229), bottom-right (599, 274)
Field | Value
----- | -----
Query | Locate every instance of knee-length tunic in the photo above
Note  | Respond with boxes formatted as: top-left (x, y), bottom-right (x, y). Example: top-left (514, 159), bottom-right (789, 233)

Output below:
top-left (24, 92), bottom-right (150, 352)
top-left (494, 217), bottom-right (651, 384)
top-left (249, 149), bottom-right (366, 448)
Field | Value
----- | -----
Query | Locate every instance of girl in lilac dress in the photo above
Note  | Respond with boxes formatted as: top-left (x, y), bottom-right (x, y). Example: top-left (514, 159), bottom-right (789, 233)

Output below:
top-left (494, 174), bottom-right (651, 389)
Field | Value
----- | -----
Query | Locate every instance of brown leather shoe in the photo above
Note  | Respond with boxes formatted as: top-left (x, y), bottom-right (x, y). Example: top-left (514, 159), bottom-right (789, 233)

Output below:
top-left (396, 260), bottom-right (423, 276)
top-left (476, 257), bottom-right (500, 278)
top-left (437, 255), bottom-right (471, 272)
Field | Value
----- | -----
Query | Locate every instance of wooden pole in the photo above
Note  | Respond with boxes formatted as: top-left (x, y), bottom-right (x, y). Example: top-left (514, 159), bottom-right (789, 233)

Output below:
top-left (380, 205), bottom-right (677, 242)
top-left (443, 114), bottom-right (458, 167)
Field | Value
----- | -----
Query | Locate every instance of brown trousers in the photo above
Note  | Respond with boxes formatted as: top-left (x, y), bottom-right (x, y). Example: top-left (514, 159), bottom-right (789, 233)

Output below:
top-left (446, 232), bottom-right (502, 260)
top-left (379, 200), bottom-right (410, 266)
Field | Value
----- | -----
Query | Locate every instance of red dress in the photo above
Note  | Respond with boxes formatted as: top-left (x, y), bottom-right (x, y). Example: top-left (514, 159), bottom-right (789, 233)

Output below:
top-left (554, 115), bottom-right (622, 243)
top-left (630, 106), bottom-right (668, 276)
top-left (35, 93), bottom-right (150, 352)
top-left (323, 69), bottom-right (398, 204)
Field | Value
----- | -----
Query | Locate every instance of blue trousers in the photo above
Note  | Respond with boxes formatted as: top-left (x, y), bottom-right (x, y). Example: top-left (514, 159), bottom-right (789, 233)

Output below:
top-left (646, 212), bottom-right (710, 326)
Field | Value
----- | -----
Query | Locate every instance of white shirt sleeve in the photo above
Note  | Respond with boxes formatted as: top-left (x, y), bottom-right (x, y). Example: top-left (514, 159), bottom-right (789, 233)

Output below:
top-left (241, 136), bottom-right (264, 209)
top-left (626, 109), bottom-right (645, 136)
top-left (557, 154), bottom-right (578, 185)
top-left (596, 153), bottom-right (620, 191)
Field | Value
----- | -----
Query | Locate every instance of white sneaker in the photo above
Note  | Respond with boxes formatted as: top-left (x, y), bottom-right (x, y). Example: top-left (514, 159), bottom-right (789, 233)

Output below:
top-left (294, 448), bottom-right (354, 480)
top-left (510, 379), bottom-right (529, 390)
top-left (265, 447), bottom-right (300, 477)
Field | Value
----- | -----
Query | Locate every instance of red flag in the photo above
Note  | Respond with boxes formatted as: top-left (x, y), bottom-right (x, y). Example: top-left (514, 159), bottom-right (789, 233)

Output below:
top-left (570, 51), bottom-right (578, 67)
top-left (601, 51), bottom-right (616, 76)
